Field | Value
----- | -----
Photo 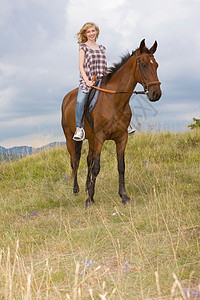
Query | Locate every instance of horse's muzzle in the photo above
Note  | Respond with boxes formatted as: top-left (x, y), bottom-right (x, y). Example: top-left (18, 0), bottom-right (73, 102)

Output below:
top-left (148, 86), bottom-right (162, 102)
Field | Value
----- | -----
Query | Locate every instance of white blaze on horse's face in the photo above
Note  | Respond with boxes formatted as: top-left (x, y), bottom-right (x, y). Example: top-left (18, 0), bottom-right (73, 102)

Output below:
top-left (150, 59), bottom-right (154, 64)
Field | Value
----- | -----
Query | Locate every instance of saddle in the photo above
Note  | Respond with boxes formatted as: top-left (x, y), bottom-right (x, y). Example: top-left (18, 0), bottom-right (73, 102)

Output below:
top-left (84, 80), bottom-right (102, 130)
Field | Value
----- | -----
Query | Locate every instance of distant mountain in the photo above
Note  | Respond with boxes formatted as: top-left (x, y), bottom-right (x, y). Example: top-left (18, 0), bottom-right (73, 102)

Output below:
top-left (0, 142), bottom-right (66, 157)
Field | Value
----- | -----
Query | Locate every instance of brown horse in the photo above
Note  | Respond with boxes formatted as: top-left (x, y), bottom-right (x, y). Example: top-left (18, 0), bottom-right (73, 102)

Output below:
top-left (61, 39), bottom-right (162, 207)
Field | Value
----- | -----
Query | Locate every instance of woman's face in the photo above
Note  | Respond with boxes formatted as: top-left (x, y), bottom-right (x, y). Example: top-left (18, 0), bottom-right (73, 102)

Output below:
top-left (85, 26), bottom-right (97, 42)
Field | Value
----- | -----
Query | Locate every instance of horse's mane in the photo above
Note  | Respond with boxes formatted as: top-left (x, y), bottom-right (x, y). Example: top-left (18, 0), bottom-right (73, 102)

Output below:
top-left (102, 51), bottom-right (133, 85)
top-left (102, 47), bottom-right (151, 85)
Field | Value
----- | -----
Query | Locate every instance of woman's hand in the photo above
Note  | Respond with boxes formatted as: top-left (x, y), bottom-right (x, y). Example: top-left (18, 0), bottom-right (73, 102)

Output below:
top-left (86, 79), bottom-right (94, 87)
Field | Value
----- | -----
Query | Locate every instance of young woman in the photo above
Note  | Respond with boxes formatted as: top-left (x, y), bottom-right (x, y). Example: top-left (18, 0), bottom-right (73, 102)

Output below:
top-left (73, 22), bottom-right (107, 141)
top-left (73, 22), bottom-right (135, 140)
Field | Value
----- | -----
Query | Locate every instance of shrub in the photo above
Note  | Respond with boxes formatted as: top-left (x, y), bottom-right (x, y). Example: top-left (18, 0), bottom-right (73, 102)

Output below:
top-left (188, 117), bottom-right (200, 130)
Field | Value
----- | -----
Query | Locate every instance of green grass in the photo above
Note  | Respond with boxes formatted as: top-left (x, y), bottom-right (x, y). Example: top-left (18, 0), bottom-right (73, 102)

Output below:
top-left (0, 130), bottom-right (199, 299)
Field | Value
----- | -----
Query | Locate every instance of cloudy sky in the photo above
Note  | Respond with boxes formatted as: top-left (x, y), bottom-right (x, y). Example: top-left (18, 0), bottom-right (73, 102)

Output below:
top-left (0, 0), bottom-right (200, 148)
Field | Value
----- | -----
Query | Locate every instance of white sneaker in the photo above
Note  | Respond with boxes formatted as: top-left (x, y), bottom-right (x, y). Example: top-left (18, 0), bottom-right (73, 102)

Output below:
top-left (128, 124), bottom-right (136, 136)
top-left (73, 127), bottom-right (85, 141)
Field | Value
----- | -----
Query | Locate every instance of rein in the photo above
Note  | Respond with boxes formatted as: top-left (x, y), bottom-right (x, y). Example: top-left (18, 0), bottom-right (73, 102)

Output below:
top-left (91, 85), bottom-right (147, 95)
top-left (91, 73), bottom-right (146, 95)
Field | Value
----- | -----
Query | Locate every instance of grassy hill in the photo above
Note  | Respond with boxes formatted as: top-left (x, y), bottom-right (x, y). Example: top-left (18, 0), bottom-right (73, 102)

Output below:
top-left (0, 131), bottom-right (199, 299)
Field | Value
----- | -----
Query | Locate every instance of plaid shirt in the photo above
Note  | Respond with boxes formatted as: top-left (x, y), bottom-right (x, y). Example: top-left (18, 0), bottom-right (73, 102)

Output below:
top-left (79, 43), bottom-right (107, 93)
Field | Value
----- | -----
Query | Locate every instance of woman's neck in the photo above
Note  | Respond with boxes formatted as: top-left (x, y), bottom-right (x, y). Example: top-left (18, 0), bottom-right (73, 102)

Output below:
top-left (85, 41), bottom-right (99, 50)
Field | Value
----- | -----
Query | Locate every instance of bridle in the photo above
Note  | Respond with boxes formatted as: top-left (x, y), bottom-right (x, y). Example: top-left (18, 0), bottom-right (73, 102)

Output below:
top-left (136, 53), bottom-right (161, 93)
top-left (91, 53), bottom-right (161, 95)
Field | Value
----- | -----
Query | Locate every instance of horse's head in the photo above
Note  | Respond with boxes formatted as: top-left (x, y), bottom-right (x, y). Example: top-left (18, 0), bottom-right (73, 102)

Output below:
top-left (135, 39), bottom-right (162, 102)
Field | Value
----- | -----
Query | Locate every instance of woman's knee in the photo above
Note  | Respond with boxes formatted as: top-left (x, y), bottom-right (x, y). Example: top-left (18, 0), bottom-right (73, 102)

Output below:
top-left (76, 88), bottom-right (87, 104)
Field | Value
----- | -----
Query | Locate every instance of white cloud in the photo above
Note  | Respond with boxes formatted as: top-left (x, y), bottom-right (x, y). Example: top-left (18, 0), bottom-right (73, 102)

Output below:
top-left (0, 87), bottom-right (18, 112)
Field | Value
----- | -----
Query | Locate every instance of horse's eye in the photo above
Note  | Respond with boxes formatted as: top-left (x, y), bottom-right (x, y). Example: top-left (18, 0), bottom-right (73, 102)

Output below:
top-left (141, 62), bottom-right (147, 68)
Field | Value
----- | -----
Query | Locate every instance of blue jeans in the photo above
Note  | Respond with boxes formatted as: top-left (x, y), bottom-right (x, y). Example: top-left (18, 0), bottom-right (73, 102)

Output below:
top-left (75, 87), bottom-right (88, 128)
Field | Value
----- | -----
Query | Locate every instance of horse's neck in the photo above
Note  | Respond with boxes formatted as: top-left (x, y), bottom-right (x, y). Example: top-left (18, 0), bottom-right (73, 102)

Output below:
top-left (111, 55), bottom-right (136, 91)
top-left (109, 55), bottom-right (137, 106)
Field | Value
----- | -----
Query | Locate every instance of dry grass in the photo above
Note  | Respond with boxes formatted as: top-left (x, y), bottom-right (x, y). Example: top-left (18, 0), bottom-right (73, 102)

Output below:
top-left (0, 130), bottom-right (199, 299)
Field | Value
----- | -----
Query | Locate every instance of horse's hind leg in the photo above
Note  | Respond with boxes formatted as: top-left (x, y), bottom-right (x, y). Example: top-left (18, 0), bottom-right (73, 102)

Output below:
top-left (66, 139), bottom-right (83, 194)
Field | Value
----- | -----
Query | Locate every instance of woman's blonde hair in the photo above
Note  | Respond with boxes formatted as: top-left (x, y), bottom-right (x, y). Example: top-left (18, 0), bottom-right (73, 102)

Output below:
top-left (76, 22), bottom-right (100, 44)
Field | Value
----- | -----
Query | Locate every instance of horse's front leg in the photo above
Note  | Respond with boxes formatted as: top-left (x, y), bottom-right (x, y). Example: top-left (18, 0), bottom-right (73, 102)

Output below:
top-left (116, 137), bottom-right (130, 204)
top-left (85, 144), bottom-right (93, 192)
top-left (66, 139), bottom-right (83, 194)
top-left (85, 141), bottom-right (103, 208)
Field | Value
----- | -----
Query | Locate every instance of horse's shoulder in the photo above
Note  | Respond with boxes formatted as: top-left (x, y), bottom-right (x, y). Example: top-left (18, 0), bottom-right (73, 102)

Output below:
top-left (66, 87), bottom-right (78, 99)
top-left (62, 87), bottom-right (78, 108)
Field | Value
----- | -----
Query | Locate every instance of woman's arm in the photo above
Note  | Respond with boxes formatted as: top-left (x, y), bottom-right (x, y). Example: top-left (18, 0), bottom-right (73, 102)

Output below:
top-left (79, 48), bottom-right (93, 87)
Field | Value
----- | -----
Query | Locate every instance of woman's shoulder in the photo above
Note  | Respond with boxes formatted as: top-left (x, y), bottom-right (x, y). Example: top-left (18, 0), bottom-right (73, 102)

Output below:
top-left (99, 44), bottom-right (106, 51)
top-left (79, 43), bottom-right (88, 51)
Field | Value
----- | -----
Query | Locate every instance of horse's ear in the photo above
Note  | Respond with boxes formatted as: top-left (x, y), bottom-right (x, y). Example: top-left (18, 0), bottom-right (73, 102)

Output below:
top-left (149, 41), bottom-right (157, 54)
top-left (139, 39), bottom-right (146, 54)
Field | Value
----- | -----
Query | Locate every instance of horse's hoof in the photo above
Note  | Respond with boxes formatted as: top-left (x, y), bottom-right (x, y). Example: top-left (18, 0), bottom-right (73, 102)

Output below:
top-left (73, 186), bottom-right (79, 195)
top-left (85, 198), bottom-right (94, 208)
top-left (122, 195), bottom-right (131, 205)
